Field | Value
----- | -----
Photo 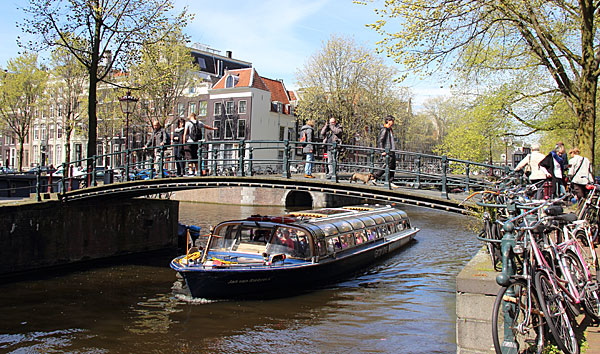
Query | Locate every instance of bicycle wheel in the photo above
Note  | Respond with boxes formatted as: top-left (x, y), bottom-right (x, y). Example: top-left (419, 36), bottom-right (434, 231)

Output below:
top-left (535, 271), bottom-right (579, 354)
top-left (564, 250), bottom-right (600, 322)
top-left (492, 279), bottom-right (544, 354)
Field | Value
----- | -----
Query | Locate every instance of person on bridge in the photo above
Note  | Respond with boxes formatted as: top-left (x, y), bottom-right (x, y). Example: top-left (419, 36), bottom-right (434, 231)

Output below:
top-left (144, 120), bottom-right (170, 173)
top-left (300, 119), bottom-right (316, 178)
top-left (183, 113), bottom-right (217, 176)
top-left (514, 143), bottom-right (548, 199)
top-left (172, 118), bottom-right (186, 177)
top-left (320, 116), bottom-right (343, 179)
top-left (372, 115), bottom-right (397, 187)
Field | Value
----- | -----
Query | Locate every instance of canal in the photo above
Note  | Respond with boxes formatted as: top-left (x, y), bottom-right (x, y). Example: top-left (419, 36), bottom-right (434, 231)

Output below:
top-left (0, 202), bottom-right (480, 354)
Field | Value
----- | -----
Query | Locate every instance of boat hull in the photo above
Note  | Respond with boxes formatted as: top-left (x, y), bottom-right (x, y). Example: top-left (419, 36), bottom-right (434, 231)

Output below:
top-left (172, 229), bottom-right (418, 299)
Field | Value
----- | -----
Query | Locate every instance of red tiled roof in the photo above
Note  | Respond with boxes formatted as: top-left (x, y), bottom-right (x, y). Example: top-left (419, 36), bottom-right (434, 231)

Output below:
top-left (262, 77), bottom-right (290, 105)
top-left (212, 68), bottom-right (269, 91)
top-left (288, 90), bottom-right (297, 101)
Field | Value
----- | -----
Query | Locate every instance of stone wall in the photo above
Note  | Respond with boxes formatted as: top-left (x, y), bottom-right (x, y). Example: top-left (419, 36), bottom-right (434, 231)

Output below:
top-left (0, 198), bottom-right (179, 276)
top-left (456, 248), bottom-right (500, 354)
top-left (172, 187), bottom-right (368, 208)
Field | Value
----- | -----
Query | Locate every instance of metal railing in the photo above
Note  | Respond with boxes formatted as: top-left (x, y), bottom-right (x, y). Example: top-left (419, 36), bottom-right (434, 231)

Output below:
top-left (1, 139), bottom-right (511, 201)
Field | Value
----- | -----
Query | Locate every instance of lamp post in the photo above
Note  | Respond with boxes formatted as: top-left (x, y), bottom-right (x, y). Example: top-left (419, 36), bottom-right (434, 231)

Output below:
top-left (119, 91), bottom-right (138, 152)
top-left (501, 136), bottom-right (513, 166)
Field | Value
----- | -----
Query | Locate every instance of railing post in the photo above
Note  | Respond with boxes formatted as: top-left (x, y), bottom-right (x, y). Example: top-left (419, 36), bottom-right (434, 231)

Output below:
top-left (91, 157), bottom-right (97, 186)
top-left (283, 139), bottom-right (290, 178)
top-left (331, 141), bottom-right (338, 182)
top-left (197, 141), bottom-right (203, 176)
top-left (415, 155), bottom-right (421, 189)
top-left (125, 149), bottom-right (131, 182)
top-left (384, 147), bottom-right (391, 189)
top-left (496, 220), bottom-right (517, 353)
top-left (441, 155), bottom-right (448, 199)
top-left (369, 149), bottom-right (376, 175)
top-left (248, 147), bottom-right (254, 176)
top-left (465, 163), bottom-right (471, 192)
top-left (60, 162), bottom-right (67, 200)
top-left (159, 145), bottom-right (165, 178)
top-left (212, 146), bottom-right (218, 176)
top-left (237, 140), bottom-right (245, 177)
top-left (35, 168), bottom-right (41, 202)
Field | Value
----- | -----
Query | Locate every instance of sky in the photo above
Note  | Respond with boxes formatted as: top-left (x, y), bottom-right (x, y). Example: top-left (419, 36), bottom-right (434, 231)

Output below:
top-left (0, 0), bottom-right (450, 110)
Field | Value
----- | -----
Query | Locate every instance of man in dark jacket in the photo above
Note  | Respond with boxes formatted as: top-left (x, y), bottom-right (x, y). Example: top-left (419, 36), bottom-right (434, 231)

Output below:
top-left (300, 119), bottom-right (315, 178)
top-left (539, 142), bottom-right (567, 197)
top-left (372, 115), bottom-right (396, 184)
top-left (144, 120), bottom-right (170, 174)
top-left (320, 116), bottom-right (343, 179)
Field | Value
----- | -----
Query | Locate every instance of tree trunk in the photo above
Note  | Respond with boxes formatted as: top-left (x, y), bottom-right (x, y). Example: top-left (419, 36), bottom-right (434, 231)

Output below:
top-left (576, 76), bottom-right (597, 166)
top-left (87, 75), bottom-right (98, 160)
top-left (18, 138), bottom-right (24, 172)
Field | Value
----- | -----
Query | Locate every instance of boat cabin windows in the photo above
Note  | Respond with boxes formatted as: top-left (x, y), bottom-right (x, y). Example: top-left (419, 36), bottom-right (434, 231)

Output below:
top-left (267, 227), bottom-right (311, 259)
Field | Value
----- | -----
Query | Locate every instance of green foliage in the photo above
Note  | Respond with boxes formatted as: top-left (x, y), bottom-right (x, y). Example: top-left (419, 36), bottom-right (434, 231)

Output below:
top-left (295, 34), bottom-right (410, 147)
top-left (131, 28), bottom-right (197, 128)
top-left (21, 0), bottom-right (191, 159)
top-left (433, 88), bottom-right (514, 162)
top-left (50, 44), bottom-right (88, 165)
top-left (365, 0), bottom-right (600, 164)
top-left (0, 52), bottom-right (47, 171)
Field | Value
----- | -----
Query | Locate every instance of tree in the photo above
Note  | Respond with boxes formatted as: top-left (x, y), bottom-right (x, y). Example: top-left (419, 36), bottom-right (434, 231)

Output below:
top-left (0, 53), bottom-right (47, 171)
top-left (295, 34), bottom-right (410, 147)
top-left (50, 45), bottom-right (87, 167)
top-left (365, 0), bottom-right (600, 164)
top-left (132, 29), bottom-right (196, 129)
top-left (21, 0), bottom-right (190, 160)
top-left (434, 89), bottom-right (514, 163)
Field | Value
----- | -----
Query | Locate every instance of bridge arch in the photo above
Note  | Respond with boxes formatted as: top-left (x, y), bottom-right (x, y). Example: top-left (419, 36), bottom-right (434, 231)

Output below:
top-left (285, 191), bottom-right (313, 208)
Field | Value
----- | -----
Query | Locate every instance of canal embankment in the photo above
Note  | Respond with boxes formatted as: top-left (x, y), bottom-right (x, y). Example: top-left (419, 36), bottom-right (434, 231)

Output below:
top-left (0, 198), bottom-right (179, 277)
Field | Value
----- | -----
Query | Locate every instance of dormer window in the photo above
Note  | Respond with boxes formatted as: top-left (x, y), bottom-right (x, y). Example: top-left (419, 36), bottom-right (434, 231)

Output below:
top-left (225, 75), bottom-right (239, 88)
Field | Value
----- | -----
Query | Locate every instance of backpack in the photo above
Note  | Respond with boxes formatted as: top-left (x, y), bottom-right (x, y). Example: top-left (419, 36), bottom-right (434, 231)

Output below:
top-left (164, 131), bottom-right (171, 145)
top-left (299, 129), bottom-right (307, 144)
top-left (189, 121), bottom-right (203, 141)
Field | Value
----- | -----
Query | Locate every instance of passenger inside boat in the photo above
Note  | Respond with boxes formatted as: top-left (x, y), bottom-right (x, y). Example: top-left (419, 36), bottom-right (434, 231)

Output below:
top-left (267, 227), bottom-right (310, 259)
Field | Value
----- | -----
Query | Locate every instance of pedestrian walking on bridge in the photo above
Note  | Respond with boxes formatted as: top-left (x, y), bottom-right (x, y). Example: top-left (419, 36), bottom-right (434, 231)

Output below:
top-left (372, 115), bottom-right (397, 186)
top-left (320, 116), bottom-right (343, 179)
top-left (300, 119), bottom-right (315, 178)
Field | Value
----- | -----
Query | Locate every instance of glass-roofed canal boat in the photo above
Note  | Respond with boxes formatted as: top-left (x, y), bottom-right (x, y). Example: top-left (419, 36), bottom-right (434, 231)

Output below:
top-left (170, 205), bottom-right (419, 299)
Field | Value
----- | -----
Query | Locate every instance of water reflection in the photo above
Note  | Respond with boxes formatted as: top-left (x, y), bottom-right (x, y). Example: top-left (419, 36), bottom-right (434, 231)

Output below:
top-left (0, 202), bottom-right (479, 354)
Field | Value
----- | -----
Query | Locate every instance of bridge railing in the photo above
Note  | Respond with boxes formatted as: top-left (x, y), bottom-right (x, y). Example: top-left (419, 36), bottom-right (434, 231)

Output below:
top-left (16, 139), bottom-right (510, 201)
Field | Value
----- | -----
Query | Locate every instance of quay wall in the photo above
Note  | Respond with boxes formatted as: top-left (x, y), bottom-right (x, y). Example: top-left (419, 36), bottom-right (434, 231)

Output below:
top-left (0, 198), bottom-right (179, 277)
top-left (173, 187), bottom-right (366, 208)
top-left (456, 248), bottom-right (499, 354)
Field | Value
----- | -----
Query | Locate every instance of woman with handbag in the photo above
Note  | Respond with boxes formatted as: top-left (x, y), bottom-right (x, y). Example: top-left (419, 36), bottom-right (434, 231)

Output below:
top-left (514, 144), bottom-right (549, 198)
top-left (568, 147), bottom-right (594, 200)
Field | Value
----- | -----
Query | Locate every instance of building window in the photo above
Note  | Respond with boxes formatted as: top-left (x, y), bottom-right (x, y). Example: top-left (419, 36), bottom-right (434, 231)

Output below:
top-left (213, 120), bottom-right (221, 139)
top-left (226, 101), bottom-right (234, 115)
top-left (189, 86), bottom-right (195, 94)
top-left (56, 145), bottom-right (61, 165)
top-left (49, 125), bottom-right (55, 140)
top-left (279, 127), bottom-right (285, 141)
top-left (34, 125), bottom-right (39, 140)
top-left (225, 74), bottom-right (238, 88)
top-left (199, 101), bottom-right (207, 116)
top-left (238, 100), bottom-right (247, 114)
top-left (188, 102), bottom-right (197, 116)
top-left (237, 120), bottom-right (246, 139)
top-left (178, 103), bottom-right (185, 117)
top-left (215, 102), bottom-right (223, 116)
top-left (41, 126), bottom-right (47, 141)
top-left (57, 125), bottom-right (62, 139)
top-left (225, 119), bottom-right (234, 139)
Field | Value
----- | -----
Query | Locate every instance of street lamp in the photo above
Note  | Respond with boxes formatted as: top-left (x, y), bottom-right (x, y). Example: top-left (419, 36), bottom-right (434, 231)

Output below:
top-left (119, 91), bottom-right (138, 151)
top-left (501, 136), bottom-right (513, 166)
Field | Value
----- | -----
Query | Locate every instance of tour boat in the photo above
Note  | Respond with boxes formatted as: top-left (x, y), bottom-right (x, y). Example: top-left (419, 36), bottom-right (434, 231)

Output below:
top-left (170, 204), bottom-right (419, 299)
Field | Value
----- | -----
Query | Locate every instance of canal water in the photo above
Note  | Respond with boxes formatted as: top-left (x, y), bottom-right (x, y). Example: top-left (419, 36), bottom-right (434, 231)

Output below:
top-left (0, 202), bottom-right (480, 354)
